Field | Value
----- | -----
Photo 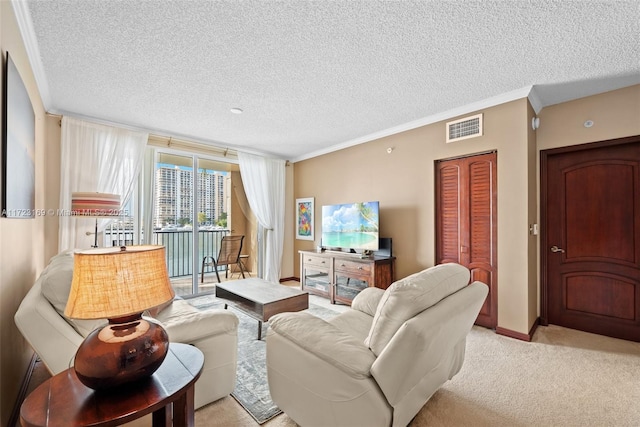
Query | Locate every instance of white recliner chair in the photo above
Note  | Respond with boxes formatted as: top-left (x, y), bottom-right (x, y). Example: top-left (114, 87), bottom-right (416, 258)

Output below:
top-left (15, 250), bottom-right (238, 410)
top-left (266, 263), bottom-right (488, 427)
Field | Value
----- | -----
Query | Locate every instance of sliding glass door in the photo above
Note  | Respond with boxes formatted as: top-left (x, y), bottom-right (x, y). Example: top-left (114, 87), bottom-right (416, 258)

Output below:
top-left (196, 158), bottom-right (232, 292)
top-left (151, 152), bottom-right (254, 296)
top-left (154, 153), bottom-right (197, 296)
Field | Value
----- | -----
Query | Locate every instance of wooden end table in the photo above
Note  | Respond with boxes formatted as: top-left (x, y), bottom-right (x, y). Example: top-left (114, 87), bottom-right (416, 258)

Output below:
top-left (20, 343), bottom-right (203, 427)
top-left (215, 277), bottom-right (309, 340)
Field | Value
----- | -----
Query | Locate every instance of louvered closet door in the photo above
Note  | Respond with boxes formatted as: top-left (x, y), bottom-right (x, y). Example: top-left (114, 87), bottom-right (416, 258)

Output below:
top-left (436, 152), bottom-right (497, 328)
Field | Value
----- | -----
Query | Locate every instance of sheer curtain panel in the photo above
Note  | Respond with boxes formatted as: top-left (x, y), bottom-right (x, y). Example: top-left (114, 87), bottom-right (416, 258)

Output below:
top-left (58, 117), bottom-right (148, 251)
top-left (141, 146), bottom-right (157, 244)
top-left (237, 151), bottom-right (286, 284)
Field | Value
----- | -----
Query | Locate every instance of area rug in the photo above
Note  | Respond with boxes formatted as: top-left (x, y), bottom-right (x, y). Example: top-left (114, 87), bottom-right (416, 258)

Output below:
top-left (186, 292), bottom-right (340, 424)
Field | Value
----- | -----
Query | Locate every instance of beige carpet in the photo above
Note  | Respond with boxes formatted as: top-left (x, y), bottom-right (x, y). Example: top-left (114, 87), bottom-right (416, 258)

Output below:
top-left (196, 324), bottom-right (640, 427)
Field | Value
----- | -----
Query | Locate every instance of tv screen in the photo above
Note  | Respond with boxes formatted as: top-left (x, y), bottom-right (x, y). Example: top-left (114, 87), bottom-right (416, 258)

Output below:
top-left (321, 201), bottom-right (379, 251)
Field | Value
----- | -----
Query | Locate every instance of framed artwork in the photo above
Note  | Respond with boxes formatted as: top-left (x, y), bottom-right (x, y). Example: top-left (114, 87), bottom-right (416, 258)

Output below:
top-left (2, 52), bottom-right (35, 218)
top-left (295, 197), bottom-right (314, 240)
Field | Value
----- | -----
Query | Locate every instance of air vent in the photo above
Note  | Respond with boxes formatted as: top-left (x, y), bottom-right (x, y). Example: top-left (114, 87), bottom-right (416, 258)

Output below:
top-left (446, 114), bottom-right (483, 143)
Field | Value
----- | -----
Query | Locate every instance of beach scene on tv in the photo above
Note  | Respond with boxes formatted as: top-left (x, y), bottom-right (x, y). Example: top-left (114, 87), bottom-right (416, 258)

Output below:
top-left (321, 201), bottom-right (379, 251)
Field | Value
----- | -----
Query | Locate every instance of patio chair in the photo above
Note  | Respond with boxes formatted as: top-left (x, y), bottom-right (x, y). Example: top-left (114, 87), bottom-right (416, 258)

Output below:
top-left (201, 235), bottom-right (246, 283)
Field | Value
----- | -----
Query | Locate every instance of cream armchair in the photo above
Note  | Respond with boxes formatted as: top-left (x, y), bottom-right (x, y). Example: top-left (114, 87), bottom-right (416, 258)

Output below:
top-left (15, 250), bottom-right (238, 410)
top-left (266, 263), bottom-right (488, 427)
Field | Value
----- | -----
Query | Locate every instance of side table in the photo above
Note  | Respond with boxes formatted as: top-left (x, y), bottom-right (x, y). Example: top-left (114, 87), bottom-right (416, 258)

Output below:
top-left (20, 343), bottom-right (204, 427)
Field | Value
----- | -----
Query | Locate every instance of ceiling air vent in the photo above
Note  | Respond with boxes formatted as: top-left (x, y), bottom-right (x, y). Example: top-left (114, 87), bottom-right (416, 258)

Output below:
top-left (446, 113), bottom-right (483, 143)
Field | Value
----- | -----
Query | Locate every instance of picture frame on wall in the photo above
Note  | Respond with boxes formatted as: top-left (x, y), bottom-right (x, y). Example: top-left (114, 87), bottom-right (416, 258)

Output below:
top-left (295, 197), bottom-right (314, 240)
top-left (2, 52), bottom-right (36, 218)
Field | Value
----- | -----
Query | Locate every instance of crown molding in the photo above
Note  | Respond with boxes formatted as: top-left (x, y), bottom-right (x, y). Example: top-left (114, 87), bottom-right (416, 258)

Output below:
top-left (527, 86), bottom-right (544, 114)
top-left (293, 86), bottom-right (535, 162)
top-left (11, 0), bottom-right (52, 110)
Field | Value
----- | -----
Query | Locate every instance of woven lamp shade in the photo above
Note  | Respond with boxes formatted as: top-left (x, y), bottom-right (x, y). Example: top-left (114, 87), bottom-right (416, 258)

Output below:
top-left (64, 245), bottom-right (174, 390)
top-left (65, 245), bottom-right (174, 320)
top-left (70, 192), bottom-right (121, 217)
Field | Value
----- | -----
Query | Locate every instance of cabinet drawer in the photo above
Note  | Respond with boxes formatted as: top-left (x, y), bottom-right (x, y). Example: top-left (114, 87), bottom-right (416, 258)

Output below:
top-left (334, 259), bottom-right (372, 277)
top-left (303, 254), bottom-right (330, 270)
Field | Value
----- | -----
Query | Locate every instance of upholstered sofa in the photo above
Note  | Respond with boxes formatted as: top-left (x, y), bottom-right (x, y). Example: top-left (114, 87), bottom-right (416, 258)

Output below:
top-left (15, 250), bottom-right (239, 410)
top-left (266, 263), bottom-right (488, 427)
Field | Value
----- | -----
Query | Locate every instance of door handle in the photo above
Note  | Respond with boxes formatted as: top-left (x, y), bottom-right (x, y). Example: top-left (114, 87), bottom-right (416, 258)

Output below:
top-left (550, 245), bottom-right (565, 253)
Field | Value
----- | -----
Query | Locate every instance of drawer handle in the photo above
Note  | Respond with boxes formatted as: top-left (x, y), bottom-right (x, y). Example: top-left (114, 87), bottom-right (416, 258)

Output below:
top-left (358, 266), bottom-right (363, 270)
top-left (340, 264), bottom-right (345, 267)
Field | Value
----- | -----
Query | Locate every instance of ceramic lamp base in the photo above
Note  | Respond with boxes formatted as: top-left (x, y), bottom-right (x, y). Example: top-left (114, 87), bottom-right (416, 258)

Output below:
top-left (74, 314), bottom-right (169, 390)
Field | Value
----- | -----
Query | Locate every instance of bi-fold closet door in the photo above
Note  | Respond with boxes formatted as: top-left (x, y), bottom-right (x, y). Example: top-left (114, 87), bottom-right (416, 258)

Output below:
top-left (436, 151), bottom-right (497, 328)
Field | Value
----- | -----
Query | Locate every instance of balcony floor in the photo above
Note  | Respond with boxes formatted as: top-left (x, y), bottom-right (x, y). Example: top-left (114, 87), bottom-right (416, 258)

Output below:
top-left (170, 267), bottom-right (253, 297)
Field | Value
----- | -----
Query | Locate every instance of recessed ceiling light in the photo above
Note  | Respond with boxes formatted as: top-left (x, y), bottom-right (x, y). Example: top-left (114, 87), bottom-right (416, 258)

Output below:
top-left (230, 108), bottom-right (243, 114)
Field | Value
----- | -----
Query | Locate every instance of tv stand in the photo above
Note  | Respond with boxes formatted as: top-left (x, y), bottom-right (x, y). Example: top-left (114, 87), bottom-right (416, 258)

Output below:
top-left (325, 250), bottom-right (367, 258)
top-left (299, 250), bottom-right (395, 305)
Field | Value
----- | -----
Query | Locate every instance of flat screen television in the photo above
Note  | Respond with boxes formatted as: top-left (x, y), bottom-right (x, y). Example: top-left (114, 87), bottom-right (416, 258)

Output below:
top-left (321, 201), bottom-right (379, 252)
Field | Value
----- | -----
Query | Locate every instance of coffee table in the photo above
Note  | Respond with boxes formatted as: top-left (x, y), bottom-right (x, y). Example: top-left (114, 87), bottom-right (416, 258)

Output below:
top-left (215, 278), bottom-right (309, 339)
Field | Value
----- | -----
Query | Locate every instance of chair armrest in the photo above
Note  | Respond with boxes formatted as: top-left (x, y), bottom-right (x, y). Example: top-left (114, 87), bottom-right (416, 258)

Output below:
top-left (154, 300), bottom-right (238, 343)
top-left (351, 287), bottom-right (385, 316)
top-left (15, 281), bottom-right (84, 375)
top-left (269, 312), bottom-right (376, 379)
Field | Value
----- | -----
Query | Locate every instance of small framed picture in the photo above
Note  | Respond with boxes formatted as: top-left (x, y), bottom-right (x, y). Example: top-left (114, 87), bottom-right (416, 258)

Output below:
top-left (295, 197), bottom-right (314, 240)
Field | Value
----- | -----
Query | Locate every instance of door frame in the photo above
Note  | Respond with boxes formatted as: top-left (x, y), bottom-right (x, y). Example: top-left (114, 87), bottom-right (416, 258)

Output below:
top-left (539, 135), bottom-right (640, 326)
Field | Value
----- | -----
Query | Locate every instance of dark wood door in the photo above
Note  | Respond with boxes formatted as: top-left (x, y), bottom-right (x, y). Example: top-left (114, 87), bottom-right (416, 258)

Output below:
top-left (436, 151), bottom-right (497, 328)
top-left (542, 136), bottom-right (640, 342)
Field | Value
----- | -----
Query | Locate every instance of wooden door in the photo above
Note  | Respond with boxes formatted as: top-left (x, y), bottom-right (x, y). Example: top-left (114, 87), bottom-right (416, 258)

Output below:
top-left (541, 137), bottom-right (640, 342)
top-left (436, 151), bottom-right (497, 328)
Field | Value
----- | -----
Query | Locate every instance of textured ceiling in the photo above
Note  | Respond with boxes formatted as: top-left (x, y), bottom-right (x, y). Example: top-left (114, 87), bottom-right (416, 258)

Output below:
top-left (18, 0), bottom-right (640, 161)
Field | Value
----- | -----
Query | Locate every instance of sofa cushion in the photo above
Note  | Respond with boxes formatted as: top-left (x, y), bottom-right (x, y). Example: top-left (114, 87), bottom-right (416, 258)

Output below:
top-left (39, 250), bottom-right (106, 337)
top-left (364, 263), bottom-right (470, 356)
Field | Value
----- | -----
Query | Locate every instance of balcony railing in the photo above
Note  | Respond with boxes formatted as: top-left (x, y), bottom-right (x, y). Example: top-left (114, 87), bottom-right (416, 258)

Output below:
top-left (105, 228), bottom-right (230, 278)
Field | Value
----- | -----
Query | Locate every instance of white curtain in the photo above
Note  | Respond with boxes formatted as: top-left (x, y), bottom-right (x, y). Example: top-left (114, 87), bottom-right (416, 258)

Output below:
top-left (141, 146), bottom-right (157, 244)
top-left (237, 151), bottom-right (286, 283)
top-left (58, 117), bottom-right (148, 251)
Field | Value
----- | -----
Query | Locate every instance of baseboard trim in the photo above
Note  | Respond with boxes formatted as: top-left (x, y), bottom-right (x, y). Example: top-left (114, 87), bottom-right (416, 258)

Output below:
top-left (279, 277), bottom-right (299, 283)
top-left (496, 318), bottom-right (540, 342)
top-left (9, 352), bottom-right (38, 427)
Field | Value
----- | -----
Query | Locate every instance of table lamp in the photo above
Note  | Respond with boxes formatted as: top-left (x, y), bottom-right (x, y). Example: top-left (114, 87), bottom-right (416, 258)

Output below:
top-left (64, 245), bottom-right (175, 390)
top-left (71, 192), bottom-right (121, 248)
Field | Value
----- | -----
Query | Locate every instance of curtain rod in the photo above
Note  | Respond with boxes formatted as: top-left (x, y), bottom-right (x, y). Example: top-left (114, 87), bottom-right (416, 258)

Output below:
top-left (45, 113), bottom-right (234, 155)
top-left (45, 112), bottom-right (290, 164)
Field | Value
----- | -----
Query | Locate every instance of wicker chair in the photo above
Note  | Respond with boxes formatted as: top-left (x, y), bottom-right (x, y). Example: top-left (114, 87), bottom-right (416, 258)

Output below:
top-left (201, 235), bottom-right (246, 283)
